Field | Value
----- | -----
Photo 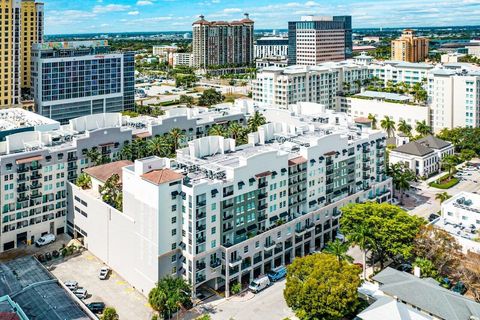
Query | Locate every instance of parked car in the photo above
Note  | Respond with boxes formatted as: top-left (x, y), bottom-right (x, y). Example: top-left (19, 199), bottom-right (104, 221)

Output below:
top-left (428, 213), bottom-right (440, 222)
top-left (267, 266), bottom-right (287, 282)
top-left (64, 280), bottom-right (78, 291)
top-left (35, 234), bottom-right (56, 247)
top-left (87, 302), bottom-right (105, 314)
top-left (74, 288), bottom-right (88, 299)
top-left (249, 276), bottom-right (270, 293)
top-left (397, 263), bottom-right (413, 273)
top-left (99, 267), bottom-right (110, 280)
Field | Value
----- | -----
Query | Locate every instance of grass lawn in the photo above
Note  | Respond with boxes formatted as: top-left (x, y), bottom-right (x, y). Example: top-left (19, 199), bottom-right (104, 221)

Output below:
top-left (429, 174), bottom-right (460, 189)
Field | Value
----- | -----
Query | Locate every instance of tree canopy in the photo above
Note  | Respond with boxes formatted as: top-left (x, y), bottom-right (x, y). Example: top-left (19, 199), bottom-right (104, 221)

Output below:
top-left (340, 202), bottom-right (425, 268)
top-left (198, 89), bottom-right (224, 106)
top-left (284, 253), bottom-right (361, 320)
top-left (148, 276), bottom-right (192, 319)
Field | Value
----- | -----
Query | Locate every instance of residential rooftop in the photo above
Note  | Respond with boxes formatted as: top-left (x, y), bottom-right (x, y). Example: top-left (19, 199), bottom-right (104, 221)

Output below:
top-left (0, 108), bottom-right (58, 131)
top-left (354, 90), bottom-right (411, 102)
top-left (84, 160), bottom-right (133, 184)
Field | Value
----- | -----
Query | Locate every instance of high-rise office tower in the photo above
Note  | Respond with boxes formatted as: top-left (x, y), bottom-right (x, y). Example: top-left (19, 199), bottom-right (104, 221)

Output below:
top-left (192, 14), bottom-right (254, 68)
top-left (288, 16), bottom-right (352, 66)
top-left (21, 0), bottom-right (44, 91)
top-left (391, 29), bottom-right (429, 62)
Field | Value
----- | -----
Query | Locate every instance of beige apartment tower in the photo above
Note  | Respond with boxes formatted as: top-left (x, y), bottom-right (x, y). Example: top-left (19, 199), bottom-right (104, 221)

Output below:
top-left (21, 0), bottom-right (44, 90)
top-left (391, 29), bottom-right (429, 62)
top-left (192, 14), bottom-right (254, 68)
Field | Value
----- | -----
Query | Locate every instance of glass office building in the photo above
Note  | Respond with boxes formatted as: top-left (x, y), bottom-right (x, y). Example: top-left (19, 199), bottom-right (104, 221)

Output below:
top-left (31, 41), bottom-right (134, 123)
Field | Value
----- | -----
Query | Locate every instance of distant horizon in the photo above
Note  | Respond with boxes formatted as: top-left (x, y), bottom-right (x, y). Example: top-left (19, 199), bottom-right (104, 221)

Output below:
top-left (44, 24), bottom-right (480, 37)
top-left (43, 0), bottom-right (480, 35)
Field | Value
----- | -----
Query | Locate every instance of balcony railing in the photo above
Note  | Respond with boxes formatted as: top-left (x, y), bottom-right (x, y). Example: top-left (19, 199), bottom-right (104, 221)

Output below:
top-left (228, 256), bottom-right (242, 268)
top-left (210, 258), bottom-right (221, 269)
top-left (196, 262), bottom-right (206, 271)
top-left (264, 241), bottom-right (276, 251)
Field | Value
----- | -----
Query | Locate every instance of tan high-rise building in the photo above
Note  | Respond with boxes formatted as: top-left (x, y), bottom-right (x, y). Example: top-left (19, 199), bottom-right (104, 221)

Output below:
top-left (21, 0), bottom-right (44, 90)
top-left (391, 29), bottom-right (429, 62)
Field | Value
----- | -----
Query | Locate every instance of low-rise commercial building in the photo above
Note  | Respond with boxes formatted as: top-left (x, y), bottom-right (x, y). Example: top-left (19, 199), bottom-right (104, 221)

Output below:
top-left (171, 53), bottom-right (193, 68)
top-left (254, 37), bottom-right (289, 59)
top-left (389, 135), bottom-right (453, 177)
top-left (68, 102), bottom-right (392, 297)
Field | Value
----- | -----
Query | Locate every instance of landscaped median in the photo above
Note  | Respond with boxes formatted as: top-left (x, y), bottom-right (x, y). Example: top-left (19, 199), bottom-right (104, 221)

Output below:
top-left (428, 174), bottom-right (459, 189)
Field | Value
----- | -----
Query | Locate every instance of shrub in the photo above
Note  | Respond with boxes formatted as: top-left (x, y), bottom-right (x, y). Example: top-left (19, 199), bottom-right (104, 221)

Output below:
top-left (231, 282), bottom-right (242, 295)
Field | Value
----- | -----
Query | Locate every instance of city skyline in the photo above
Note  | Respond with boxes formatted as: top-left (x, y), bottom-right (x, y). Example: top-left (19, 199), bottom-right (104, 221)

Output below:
top-left (45, 0), bottom-right (480, 34)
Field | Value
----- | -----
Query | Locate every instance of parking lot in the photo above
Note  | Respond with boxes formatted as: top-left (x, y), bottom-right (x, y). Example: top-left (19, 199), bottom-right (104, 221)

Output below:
top-left (51, 250), bottom-right (154, 320)
top-left (192, 279), bottom-right (296, 320)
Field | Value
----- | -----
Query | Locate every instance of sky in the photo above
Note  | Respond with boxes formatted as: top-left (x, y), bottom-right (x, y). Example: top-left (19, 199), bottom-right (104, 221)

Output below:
top-left (44, 0), bottom-right (480, 34)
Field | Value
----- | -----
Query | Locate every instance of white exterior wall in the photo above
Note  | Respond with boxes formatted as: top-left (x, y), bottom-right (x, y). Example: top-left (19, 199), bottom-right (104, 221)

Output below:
top-left (348, 97), bottom-right (429, 134)
top-left (389, 151), bottom-right (438, 177)
top-left (442, 192), bottom-right (480, 229)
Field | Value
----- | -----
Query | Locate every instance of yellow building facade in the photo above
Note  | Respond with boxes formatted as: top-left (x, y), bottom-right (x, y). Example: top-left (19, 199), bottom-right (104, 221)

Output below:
top-left (20, 0), bottom-right (43, 90)
top-left (391, 29), bottom-right (429, 63)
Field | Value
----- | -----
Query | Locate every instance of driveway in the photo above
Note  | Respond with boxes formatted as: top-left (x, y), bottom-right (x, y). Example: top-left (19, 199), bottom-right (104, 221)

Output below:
top-left (51, 250), bottom-right (154, 320)
top-left (191, 279), bottom-right (296, 320)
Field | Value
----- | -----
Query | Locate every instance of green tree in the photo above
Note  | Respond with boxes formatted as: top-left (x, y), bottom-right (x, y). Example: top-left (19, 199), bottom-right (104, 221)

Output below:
top-left (209, 124), bottom-right (227, 137)
top-left (347, 224), bottom-right (374, 279)
top-left (101, 307), bottom-right (119, 320)
top-left (460, 149), bottom-right (476, 162)
top-left (368, 113), bottom-right (377, 130)
top-left (99, 174), bottom-right (123, 211)
top-left (284, 253), bottom-right (361, 320)
top-left (179, 95), bottom-right (194, 107)
top-left (198, 89), bottom-right (224, 106)
top-left (148, 136), bottom-right (171, 158)
top-left (397, 119), bottom-right (412, 137)
top-left (227, 122), bottom-right (243, 142)
top-left (247, 111), bottom-right (266, 132)
top-left (441, 154), bottom-right (458, 178)
top-left (435, 192), bottom-right (451, 204)
top-left (75, 173), bottom-right (92, 190)
top-left (340, 202), bottom-right (425, 269)
top-left (85, 148), bottom-right (104, 166)
top-left (323, 239), bottom-right (353, 263)
top-left (148, 276), bottom-right (192, 319)
top-left (168, 128), bottom-right (185, 153)
top-left (380, 116), bottom-right (396, 138)
top-left (415, 120), bottom-right (432, 137)
top-left (413, 257), bottom-right (438, 278)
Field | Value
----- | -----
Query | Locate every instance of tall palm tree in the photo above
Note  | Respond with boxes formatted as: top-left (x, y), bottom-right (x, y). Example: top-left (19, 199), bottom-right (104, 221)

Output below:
top-left (368, 113), bottom-right (377, 130)
top-left (397, 120), bottom-right (412, 137)
top-left (415, 120), bottom-right (432, 137)
top-left (85, 148), bottom-right (103, 166)
top-left (148, 136), bottom-right (170, 157)
top-left (168, 128), bottom-right (185, 153)
top-left (247, 111), bottom-right (266, 132)
top-left (435, 192), bottom-right (452, 204)
top-left (348, 225), bottom-right (374, 279)
top-left (227, 122), bottom-right (243, 141)
top-left (396, 172), bottom-right (411, 205)
top-left (120, 143), bottom-right (133, 161)
top-left (323, 239), bottom-right (353, 264)
top-left (380, 116), bottom-right (396, 138)
top-left (441, 155), bottom-right (458, 179)
top-left (209, 124), bottom-right (227, 137)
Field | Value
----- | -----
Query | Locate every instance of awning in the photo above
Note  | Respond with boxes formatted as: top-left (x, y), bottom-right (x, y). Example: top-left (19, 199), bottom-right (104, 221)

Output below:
top-left (247, 224), bottom-right (257, 231)
top-left (171, 191), bottom-right (179, 197)
top-left (281, 168), bottom-right (287, 173)
top-left (238, 181), bottom-right (245, 186)
top-left (279, 211), bottom-right (288, 218)
top-left (319, 156), bottom-right (325, 161)
top-left (236, 228), bottom-right (246, 235)
top-left (309, 200), bottom-right (317, 205)
top-left (16, 155), bottom-right (43, 164)
top-left (99, 142), bottom-right (114, 147)
top-left (269, 215), bottom-right (279, 222)
top-left (211, 189), bottom-right (218, 194)
top-left (310, 159), bottom-right (316, 163)
top-left (324, 151), bottom-right (336, 156)
top-left (255, 171), bottom-right (272, 178)
top-left (134, 131), bottom-right (151, 139)
top-left (272, 171), bottom-right (278, 176)
top-left (249, 178), bottom-right (255, 183)
top-left (288, 156), bottom-right (307, 166)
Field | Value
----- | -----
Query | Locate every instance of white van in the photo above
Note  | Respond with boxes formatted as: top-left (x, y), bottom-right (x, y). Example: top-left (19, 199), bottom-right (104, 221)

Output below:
top-left (249, 275), bottom-right (270, 293)
top-left (35, 234), bottom-right (56, 247)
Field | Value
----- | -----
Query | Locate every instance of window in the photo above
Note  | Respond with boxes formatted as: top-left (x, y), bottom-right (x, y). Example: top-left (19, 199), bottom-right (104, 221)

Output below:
top-left (211, 215), bottom-right (216, 223)
top-left (171, 255), bottom-right (177, 262)
top-left (255, 241), bottom-right (259, 248)
top-left (171, 229), bottom-right (177, 236)
top-left (211, 203), bottom-right (216, 211)
top-left (171, 217), bottom-right (176, 224)
top-left (211, 227), bottom-right (216, 234)
top-left (244, 246), bottom-right (248, 253)
top-left (171, 243), bottom-right (177, 250)
top-left (211, 240), bottom-right (216, 248)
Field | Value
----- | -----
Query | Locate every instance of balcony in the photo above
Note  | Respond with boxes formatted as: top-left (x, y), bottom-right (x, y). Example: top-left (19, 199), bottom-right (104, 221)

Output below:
top-left (257, 204), bottom-right (267, 211)
top-left (264, 241), bottom-right (276, 251)
top-left (305, 223), bottom-right (315, 232)
top-left (223, 213), bottom-right (233, 220)
top-left (228, 256), bottom-right (242, 268)
top-left (196, 224), bottom-right (206, 232)
top-left (196, 274), bottom-right (206, 283)
top-left (68, 156), bottom-right (78, 161)
top-left (197, 212), bottom-right (206, 220)
top-left (30, 173), bottom-right (42, 180)
top-left (258, 181), bottom-right (268, 188)
top-left (253, 255), bottom-right (262, 265)
top-left (295, 227), bottom-right (307, 236)
top-left (241, 260), bottom-right (252, 271)
top-left (223, 190), bottom-right (234, 197)
top-left (258, 192), bottom-right (267, 200)
top-left (17, 195), bottom-right (30, 202)
top-left (210, 258), bottom-right (221, 269)
top-left (30, 183), bottom-right (42, 190)
top-left (326, 169), bottom-right (334, 175)
top-left (363, 165), bottom-right (370, 171)
top-left (196, 236), bottom-right (206, 244)
top-left (197, 200), bottom-right (206, 207)
top-left (258, 214), bottom-right (267, 222)
top-left (68, 164), bottom-right (78, 171)
top-left (196, 262), bottom-right (206, 271)
top-left (30, 193), bottom-right (42, 199)
top-left (17, 176), bottom-right (26, 182)
top-left (17, 186), bottom-right (29, 192)
top-left (17, 166), bottom-right (29, 173)
top-left (223, 202), bottom-right (234, 209)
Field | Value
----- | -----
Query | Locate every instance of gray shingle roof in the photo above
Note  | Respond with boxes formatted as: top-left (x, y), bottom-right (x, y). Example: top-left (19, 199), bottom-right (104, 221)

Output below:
top-left (373, 267), bottom-right (480, 320)
top-left (417, 135), bottom-right (451, 150)
top-left (392, 141), bottom-right (434, 157)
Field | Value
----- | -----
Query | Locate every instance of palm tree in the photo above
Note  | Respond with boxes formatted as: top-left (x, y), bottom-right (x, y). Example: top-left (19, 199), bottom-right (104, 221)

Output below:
top-left (396, 172), bottom-right (411, 205)
top-left (148, 136), bottom-right (170, 157)
top-left (75, 173), bottom-right (92, 190)
top-left (247, 111), bottom-right (266, 132)
top-left (168, 128), bottom-right (185, 153)
top-left (380, 116), bottom-right (396, 138)
top-left (368, 113), bottom-right (377, 129)
top-left (397, 120), bottom-right (412, 137)
top-left (415, 120), bottom-right (432, 137)
top-left (348, 225), bottom-right (374, 279)
top-left (441, 155), bottom-right (458, 179)
top-left (227, 122), bottom-right (243, 142)
top-left (85, 148), bottom-right (103, 166)
top-left (323, 239), bottom-right (353, 264)
top-left (208, 124), bottom-right (227, 137)
top-left (99, 174), bottom-right (122, 211)
top-left (120, 143), bottom-right (133, 161)
top-left (435, 192), bottom-right (451, 204)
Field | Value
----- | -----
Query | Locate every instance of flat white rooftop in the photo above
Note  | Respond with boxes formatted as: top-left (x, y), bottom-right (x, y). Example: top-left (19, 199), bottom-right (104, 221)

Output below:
top-left (0, 108), bottom-right (58, 131)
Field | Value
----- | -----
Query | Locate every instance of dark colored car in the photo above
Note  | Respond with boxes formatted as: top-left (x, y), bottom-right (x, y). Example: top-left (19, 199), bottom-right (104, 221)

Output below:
top-left (87, 302), bottom-right (105, 314)
top-left (428, 214), bottom-right (440, 222)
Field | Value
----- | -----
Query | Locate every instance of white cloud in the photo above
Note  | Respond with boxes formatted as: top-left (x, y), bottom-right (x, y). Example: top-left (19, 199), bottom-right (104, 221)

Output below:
top-left (93, 4), bottom-right (130, 14)
top-left (128, 10), bottom-right (140, 15)
top-left (223, 8), bottom-right (242, 13)
top-left (137, 0), bottom-right (153, 5)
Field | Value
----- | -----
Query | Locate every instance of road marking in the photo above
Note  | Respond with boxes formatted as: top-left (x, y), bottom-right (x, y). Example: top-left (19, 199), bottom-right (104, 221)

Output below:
top-left (116, 280), bottom-right (126, 286)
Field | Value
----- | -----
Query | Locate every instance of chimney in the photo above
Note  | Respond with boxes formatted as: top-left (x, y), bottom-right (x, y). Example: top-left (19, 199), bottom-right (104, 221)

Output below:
top-left (244, 13), bottom-right (249, 19)
top-left (199, 15), bottom-right (205, 20)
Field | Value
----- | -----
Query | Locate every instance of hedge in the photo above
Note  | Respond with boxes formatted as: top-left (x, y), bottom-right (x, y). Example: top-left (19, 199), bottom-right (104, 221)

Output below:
top-left (428, 176), bottom-right (459, 189)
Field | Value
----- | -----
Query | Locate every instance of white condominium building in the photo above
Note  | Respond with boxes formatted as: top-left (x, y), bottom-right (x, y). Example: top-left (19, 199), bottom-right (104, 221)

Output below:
top-left (427, 68), bottom-right (480, 131)
top-left (0, 105), bottom-right (248, 252)
top-left (252, 61), bottom-right (370, 109)
top-left (442, 192), bottom-right (480, 230)
top-left (368, 60), bottom-right (433, 86)
top-left (68, 102), bottom-right (392, 297)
